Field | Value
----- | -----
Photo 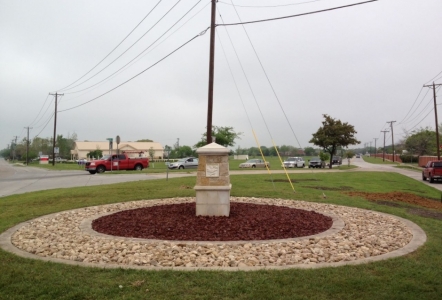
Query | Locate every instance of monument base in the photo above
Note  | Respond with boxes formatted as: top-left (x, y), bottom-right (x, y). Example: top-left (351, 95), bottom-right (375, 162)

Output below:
top-left (194, 184), bottom-right (232, 216)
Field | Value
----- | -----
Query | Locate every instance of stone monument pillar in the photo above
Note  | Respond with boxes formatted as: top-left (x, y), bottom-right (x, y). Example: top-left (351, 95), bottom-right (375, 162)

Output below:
top-left (194, 142), bottom-right (231, 216)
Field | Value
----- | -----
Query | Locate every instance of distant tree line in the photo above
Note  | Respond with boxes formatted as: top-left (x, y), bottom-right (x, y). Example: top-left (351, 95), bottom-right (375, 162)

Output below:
top-left (0, 133), bottom-right (77, 161)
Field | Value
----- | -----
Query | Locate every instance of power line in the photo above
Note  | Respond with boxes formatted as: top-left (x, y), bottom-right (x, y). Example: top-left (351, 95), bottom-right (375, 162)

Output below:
top-left (401, 99), bottom-right (433, 125)
top-left (425, 70), bottom-right (442, 85)
top-left (28, 94), bottom-right (50, 127)
top-left (228, 1), bottom-right (303, 149)
top-left (423, 82), bottom-right (442, 160)
top-left (58, 27), bottom-right (209, 113)
top-left (57, 0), bottom-right (163, 92)
top-left (403, 108), bottom-right (434, 134)
top-left (59, 1), bottom-right (210, 104)
top-left (62, 0), bottom-right (203, 96)
top-left (60, 0), bottom-right (183, 93)
top-left (218, 0), bottom-right (323, 8)
top-left (33, 112), bottom-right (55, 138)
top-left (217, 0), bottom-right (378, 27)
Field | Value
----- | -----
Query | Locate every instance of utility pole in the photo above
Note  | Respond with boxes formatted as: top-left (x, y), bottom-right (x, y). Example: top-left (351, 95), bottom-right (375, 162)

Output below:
top-left (49, 92), bottom-right (63, 166)
top-left (206, 0), bottom-right (216, 145)
top-left (24, 127), bottom-right (32, 165)
top-left (423, 82), bottom-right (442, 160)
top-left (374, 138), bottom-right (378, 159)
top-left (381, 130), bottom-right (389, 162)
top-left (387, 121), bottom-right (396, 162)
top-left (369, 141), bottom-right (372, 157)
top-left (12, 136), bottom-right (18, 161)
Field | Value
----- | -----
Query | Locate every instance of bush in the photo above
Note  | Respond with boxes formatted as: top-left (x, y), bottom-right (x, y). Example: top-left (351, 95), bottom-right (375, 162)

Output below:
top-left (399, 155), bottom-right (419, 163)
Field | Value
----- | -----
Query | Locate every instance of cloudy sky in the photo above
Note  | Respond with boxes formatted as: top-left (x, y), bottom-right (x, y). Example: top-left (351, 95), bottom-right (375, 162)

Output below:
top-left (1, 0), bottom-right (441, 152)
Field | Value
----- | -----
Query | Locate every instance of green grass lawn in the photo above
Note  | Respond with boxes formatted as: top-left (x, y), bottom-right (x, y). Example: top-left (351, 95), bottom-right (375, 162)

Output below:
top-left (1, 171), bottom-right (441, 299)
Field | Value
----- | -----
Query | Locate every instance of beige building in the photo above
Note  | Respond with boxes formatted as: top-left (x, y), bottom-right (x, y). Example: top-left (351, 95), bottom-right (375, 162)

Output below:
top-left (71, 141), bottom-right (164, 160)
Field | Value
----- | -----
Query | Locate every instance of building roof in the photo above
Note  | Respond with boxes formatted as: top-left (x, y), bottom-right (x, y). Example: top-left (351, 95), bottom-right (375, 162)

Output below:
top-left (74, 141), bottom-right (163, 151)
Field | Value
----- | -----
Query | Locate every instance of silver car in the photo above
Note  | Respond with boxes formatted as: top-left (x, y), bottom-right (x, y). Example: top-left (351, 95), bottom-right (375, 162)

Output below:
top-left (168, 157), bottom-right (199, 169)
top-left (282, 157), bottom-right (305, 168)
top-left (239, 159), bottom-right (270, 168)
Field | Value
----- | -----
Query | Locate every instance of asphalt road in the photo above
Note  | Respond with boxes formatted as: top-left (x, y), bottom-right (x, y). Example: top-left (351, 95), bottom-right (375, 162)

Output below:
top-left (0, 159), bottom-right (193, 197)
top-left (1, 157), bottom-right (441, 198)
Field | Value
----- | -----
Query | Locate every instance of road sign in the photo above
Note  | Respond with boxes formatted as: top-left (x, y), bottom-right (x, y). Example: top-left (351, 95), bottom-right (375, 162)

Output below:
top-left (54, 147), bottom-right (59, 154)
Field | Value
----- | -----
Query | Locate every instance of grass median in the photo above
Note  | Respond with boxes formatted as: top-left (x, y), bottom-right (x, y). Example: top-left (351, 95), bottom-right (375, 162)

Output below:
top-left (1, 172), bottom-right (441, 299)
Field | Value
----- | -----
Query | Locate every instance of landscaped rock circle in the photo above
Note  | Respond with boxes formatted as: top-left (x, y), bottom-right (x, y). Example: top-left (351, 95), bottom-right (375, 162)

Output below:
top-left (10, 197), bottom-right (414, 270)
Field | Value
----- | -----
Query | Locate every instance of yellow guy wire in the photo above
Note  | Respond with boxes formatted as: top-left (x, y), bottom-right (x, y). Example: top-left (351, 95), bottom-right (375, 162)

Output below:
top-left (271, 139), bottom-right (295, 193)
top-left (251, 130), bottom-right (276, 189)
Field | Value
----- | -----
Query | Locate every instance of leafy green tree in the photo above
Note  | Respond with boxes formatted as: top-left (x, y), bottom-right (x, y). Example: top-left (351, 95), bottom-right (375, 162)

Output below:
top-left (319, 151), bottom-right (330, 167)
top-left (310, 114), bottom-right (360, 168)
top-left (404, 127), bottom-right (437, 155)
top-left (87, 149), bottom-right (103, 159)
top-left (148, 147), bottom-right (155, 160)
top-left (247, 147), bottom-right (259, 157)
top-left (194, 126), bottom-right (243, 148)
top-left (304, 147), bottom-right (315, 156)
top-left (163, 145), bottom-right (172, 159)
top-left (345, 151), bottom-right (355, 159)
top-left (260, 146), bottom-right (270, 156)
top-left (269, 146), bottom-right (280, 156)
top-left (170, 146), bottom-right (194, 158)
top-left (136, 139), bottom-right (153, 142)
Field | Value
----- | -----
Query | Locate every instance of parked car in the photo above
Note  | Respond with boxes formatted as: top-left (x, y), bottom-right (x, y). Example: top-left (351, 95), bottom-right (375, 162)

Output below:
top-left (332, 156), bottom-right (342, 165)
top-left (168, 157), bottom-right (199, 169)
top-left (282, 157), bottom-right (305, 168)
top-left (422, 160), bottom-right (442, 183)
top-left (308, 157), bottom-right (324, 168)
top-left (239, 159), bottom-right (270, 168)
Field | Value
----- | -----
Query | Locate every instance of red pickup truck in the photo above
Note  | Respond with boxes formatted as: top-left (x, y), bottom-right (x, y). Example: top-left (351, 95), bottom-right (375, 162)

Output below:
top-left (422, 160), bottom-right (442, 183)
top-left (85, 154), bottom-right (149, 174)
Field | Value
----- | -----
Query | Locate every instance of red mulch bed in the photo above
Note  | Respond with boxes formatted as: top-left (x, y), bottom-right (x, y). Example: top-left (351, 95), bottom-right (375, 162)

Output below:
top-left (92, 202), bottom-right (333, 241)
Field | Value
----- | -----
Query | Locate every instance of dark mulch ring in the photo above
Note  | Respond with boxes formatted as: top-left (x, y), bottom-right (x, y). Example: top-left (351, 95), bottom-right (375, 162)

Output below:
top-left (92, 202), bottom-right (333, 241)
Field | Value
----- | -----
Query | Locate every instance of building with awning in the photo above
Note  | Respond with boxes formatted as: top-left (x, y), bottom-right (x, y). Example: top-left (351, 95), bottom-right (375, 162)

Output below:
top-left (70, 141), bottom-right (164, 160)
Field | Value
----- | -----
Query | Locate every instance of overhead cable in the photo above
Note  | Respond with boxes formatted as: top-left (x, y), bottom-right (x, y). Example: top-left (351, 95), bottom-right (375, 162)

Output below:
top-left (57, 0), bottom-right (163, 92)
top-left (425, 70), bottom-right (442, 85)
top-left (228, 1), bottom-right (303, 149)
top-left (63, 0), bottom-right (203, 95)
top-left (33, 112), bottom-right (55, 138)
top-left (58, 28), bottom-right (209, 113)
top-left (218, 0), bottom-right (323, 8)
top-left (28, 94), bottom-right (50, 127)
top-left (398, 87), bottom-right (426, 124)
top-left (217, 0), bottom-right (378, 26)
top-left (404, 108), bottom-right (434, 134)
top-left (60, 0), bottom-right (182, 93)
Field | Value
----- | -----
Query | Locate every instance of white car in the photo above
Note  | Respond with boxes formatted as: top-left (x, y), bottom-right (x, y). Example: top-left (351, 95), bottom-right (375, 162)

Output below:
top-left (282, 157), bottom-right (305, 168)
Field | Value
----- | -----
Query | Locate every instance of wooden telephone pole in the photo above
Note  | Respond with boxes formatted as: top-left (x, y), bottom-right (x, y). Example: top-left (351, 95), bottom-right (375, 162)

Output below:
top-left (423, 82), bottom-right (442, 160)
top-left (49, 92), bottom-right (63, 166)
top-left (381, 130), bottom-right (389, 162)
top-left (24, 126), bottom-right (32, 165)
top-left (387, 121), bottom-right (396, 162)
top-left (206, 0), bottom-right (216, 144)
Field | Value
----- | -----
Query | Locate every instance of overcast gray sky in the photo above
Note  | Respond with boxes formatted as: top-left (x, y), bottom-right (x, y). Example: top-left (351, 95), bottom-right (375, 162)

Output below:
top-left (1, 0), bottom-right (441, 152)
